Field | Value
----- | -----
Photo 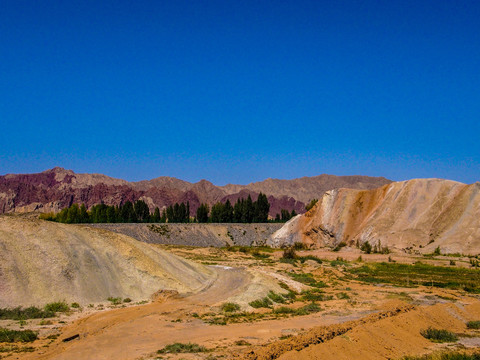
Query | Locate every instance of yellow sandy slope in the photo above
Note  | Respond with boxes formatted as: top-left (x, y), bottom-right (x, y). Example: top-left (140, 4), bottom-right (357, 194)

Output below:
top-left (0, 215), bottom-right (215, 307)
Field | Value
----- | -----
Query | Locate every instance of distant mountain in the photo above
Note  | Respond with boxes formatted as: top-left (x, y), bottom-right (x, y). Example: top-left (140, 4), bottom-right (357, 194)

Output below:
top-left (0, 167), bottom-right (392, 217)
top-left (269, 178), bottom-right (480, 254)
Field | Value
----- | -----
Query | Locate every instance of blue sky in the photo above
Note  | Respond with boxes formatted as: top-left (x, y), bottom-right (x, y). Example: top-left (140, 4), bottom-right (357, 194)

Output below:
top-left (1, 0), bottom-right (479, 184)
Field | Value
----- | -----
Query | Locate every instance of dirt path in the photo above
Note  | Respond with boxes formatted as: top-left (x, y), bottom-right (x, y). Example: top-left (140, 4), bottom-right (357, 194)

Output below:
top-left (18, 266), bottom-right (371, 360)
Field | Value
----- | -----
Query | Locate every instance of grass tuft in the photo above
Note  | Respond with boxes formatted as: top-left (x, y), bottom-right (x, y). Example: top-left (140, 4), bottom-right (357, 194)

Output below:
top-left (157, 342), bottom-right (206, 354)
top-left (420, 327), bottom-right (458, 343)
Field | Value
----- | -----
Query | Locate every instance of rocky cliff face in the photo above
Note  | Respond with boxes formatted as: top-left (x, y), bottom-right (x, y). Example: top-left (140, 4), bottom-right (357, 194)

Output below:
top-left (0, 167), bottom-right (391, 217)
top-left (270, 179), bottom-right (480, 254)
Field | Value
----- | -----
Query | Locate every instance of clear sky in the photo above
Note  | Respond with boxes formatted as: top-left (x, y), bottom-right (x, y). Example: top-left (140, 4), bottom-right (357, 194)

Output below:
top-left (1, 0), bottom-right (479, 185)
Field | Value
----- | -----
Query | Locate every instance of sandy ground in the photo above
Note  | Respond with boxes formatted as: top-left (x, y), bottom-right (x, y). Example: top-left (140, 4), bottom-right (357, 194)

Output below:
top-left (2, 238), bottom-right (480, 360)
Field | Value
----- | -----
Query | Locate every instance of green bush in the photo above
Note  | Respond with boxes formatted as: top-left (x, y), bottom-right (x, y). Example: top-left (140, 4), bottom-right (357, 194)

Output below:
top-left (301, 289), bottom-right (333, 302)
top-left (282, 247), bottom-right (297, 260)
top-left (123, 298), bottom-right (132, 303)
top-left (157, 342), bottom-right (206, 354)
top-left (221, 303), bottom-right (240, 313)
top-left (467, 321), bottom-right (480, 329)
top-left (420, 327), bottom-right (458, 343)
top-left (44, 301), bottom-right (69, 313)
top-left (249, 297), bottom-right (272, 309)
top-left (107, 297), bottom-right (122, 305)
top-left (0, 328), bottom-right (38, 343)
top-left (333, 242), bottom-right (347, 252)
top-left (267, 291), bottom-right (286, 304)
top-left (360, 241), bottom-right (372, 254)
top-left (299, 255), bottom-right (323, 264)
top-left (0, 307), bottom-right (55, 320)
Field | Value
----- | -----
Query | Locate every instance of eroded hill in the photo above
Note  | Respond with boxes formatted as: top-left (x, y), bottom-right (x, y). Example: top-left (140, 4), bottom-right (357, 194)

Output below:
top-left (270, 178), bottom-right (480, 254)
top-left (0, 215), bottom-right (215, 308)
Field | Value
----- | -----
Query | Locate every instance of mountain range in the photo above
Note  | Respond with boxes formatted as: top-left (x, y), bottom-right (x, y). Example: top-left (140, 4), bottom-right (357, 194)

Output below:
top-left (0, 167), bottom-right (392, 216)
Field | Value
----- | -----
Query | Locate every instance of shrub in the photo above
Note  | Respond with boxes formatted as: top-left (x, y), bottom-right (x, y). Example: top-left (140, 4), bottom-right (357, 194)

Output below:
top-left (249, 297), bottom-right (272, 308)
top-left (305, 199), bottom-right (318, 211)
top-left (0, 306), bottom-right (54, 320)
top-left (0, 328), bottom-right (38, 343)
top-left (333, 242), bottom-right (347, 252)
top-left (71, 302), bottom-right (80, 308)
top-left (282, 247), bottom-right (297, 260)
top-left (467, 321), bottom-right (480, 329)
top-left (295, 302), bottom-right (322, 315)
top-left (107, 297), bottom-right (122, 305)
top-left (221, 303), bottom-right (240, 313)
top-left (157, 342), bottom-right (206, 354)
top-left (292, 242), bottom-right (307, 250)
top-left (268, 291), bottom-right (286, 304)
top-left (450, 260), bottom-right (456, 266)
top-left (420, 327), bottom-right (458, 343)
top-left (336, 292), bottom-right (350, 300)
top-left (360, 241), bottom-right (372, 254)
top-left (273, 306), bottom-right (296, 314)
top-left (44, 301), bottom-right (69, 313)
top-left (301, 289), bottom-right (333, 302)
top-left (123, 298), bottom-right (132, 303)
top-left (434, 246), bottom-right (441, 256)
top-left (299, 255), bottom-right (323, 264)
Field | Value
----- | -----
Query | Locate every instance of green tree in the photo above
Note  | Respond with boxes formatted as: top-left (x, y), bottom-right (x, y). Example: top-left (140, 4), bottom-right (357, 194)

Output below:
top-left (134, 200), bottom-right (150, 223)
top-left (305, 199), bottom-right (318, 211)
top-left (196, 203), bottom-right (209, 223)
top-left (254, 193), bottom-right (270, 222)
top-left (152, 207), bottom-right (161, 222)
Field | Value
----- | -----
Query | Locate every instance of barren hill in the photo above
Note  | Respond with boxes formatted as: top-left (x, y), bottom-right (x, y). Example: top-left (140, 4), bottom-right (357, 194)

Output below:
top-left (0, 168), bottom-right (391, 216)
top-left (221, 174), bottom-right (392, 204)
top-left (270, 178), bottom-right (480, 254)
top-left (0, 215), bottom-right (215, 307)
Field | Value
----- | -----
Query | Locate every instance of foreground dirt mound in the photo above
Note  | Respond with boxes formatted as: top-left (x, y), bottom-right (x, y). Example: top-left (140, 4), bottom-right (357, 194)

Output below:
top-left (241, 301), bottom-right (480, 360)
top-left (270, 178), bottom-right (480, 254)
top-left (0, 216), bottom-right (215, 307)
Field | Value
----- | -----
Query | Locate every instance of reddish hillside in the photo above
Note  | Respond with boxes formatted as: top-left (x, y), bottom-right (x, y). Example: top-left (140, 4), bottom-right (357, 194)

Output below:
top-left (0, 167), bottom-right (391, 217)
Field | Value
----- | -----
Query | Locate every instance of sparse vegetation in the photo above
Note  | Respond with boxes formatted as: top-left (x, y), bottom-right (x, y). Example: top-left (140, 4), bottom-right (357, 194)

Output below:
top-left (348, 262), bottom-right (480, 292)
top-left (333, 242), bottom-right (347, 252)
top-left (420, 327), bottom-right (458, 343)
top-left (249, 297), bottom-right (272, 308)
top-left (301, 289), bottom-right (333, 302)
top-left (44, 301), bottom-right (70, 313)
top-left (107, 297), bottom-right (123, 305)
top-left (0, 307), bottom-right (54, 320)
top-left (288, 272), bottom-right (327, 288)
top-left (157, 342), bottom-right (207, 354)
top-left (402, 351), bottom-right (480, 360)
top-left (360, 241), bottom-right (372, 254)
top-left (0, 328), bottom-right (38, 343)
top-left (305, 199), bottom-right (318, 211)
top-left (221, 303), bottom-right (240, 313)
top-left (467, 321), bottom-right (480, 329)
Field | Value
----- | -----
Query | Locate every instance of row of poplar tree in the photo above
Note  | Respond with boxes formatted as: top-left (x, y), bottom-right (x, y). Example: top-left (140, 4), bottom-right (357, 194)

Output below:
top-left (43, 193), bottom-right (296, 224)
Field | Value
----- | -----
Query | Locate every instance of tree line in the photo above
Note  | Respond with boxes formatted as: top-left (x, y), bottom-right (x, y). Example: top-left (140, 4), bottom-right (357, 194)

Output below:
top-left (41, 193), bottom-right (298, 224)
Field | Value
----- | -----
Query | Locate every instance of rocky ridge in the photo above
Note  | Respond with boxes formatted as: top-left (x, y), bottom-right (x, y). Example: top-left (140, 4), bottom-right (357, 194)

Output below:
top-left (0, 167), bottom-right (391, 216)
